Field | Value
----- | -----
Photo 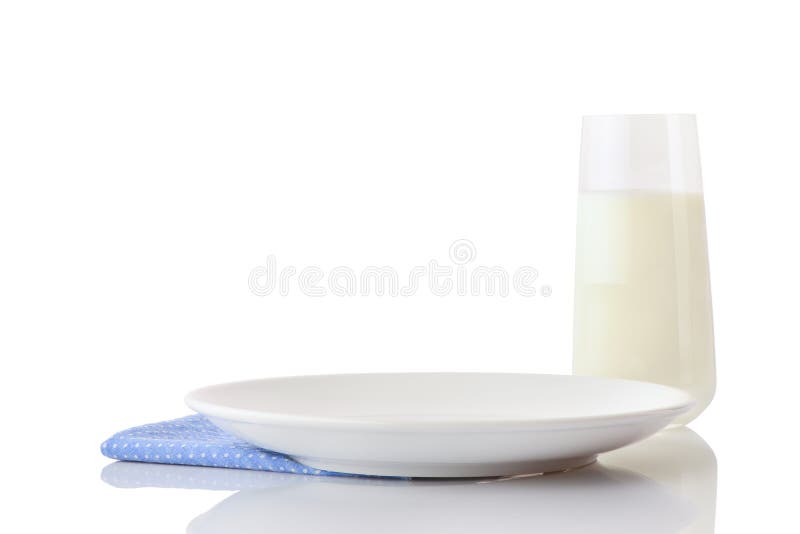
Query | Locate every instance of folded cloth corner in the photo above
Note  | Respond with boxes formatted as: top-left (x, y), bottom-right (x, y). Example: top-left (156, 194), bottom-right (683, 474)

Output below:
top-left (101, 414), bottom-right (350, 477)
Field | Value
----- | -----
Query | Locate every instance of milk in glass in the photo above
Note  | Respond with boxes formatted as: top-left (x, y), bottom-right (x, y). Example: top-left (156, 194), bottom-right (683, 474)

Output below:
top-left (573, 115), bottom-right (715, 424)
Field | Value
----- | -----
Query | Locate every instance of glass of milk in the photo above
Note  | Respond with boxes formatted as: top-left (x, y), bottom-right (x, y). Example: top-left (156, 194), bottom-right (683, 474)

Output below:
top-left (573, 114), bottom-right (715, 425)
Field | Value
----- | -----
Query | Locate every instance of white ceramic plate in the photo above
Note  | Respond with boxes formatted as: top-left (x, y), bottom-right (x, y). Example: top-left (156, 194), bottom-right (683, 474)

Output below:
top-left (185, 373), bottom-right (692, 477)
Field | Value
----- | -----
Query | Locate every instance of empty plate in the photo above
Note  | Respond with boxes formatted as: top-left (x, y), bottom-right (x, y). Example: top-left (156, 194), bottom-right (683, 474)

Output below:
top-left (185, 373), bottom-right (693, 477)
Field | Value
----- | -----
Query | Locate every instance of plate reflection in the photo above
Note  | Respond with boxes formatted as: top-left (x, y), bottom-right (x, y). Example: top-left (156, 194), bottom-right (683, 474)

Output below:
top-left (102, 427), bottom-right (715, 533)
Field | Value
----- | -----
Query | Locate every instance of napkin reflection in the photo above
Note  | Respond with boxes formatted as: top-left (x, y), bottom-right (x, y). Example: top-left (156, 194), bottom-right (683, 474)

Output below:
top-left (102, 427), bottom-right (716, 534)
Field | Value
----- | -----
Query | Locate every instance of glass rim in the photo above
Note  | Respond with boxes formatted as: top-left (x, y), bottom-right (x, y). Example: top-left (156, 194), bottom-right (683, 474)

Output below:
top-left (581, 113), bottom-right (696, 119)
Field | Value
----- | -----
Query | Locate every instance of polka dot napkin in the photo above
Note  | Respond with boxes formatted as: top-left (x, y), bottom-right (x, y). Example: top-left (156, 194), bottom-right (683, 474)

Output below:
top-left (101, 415), bottom-right (349, 476)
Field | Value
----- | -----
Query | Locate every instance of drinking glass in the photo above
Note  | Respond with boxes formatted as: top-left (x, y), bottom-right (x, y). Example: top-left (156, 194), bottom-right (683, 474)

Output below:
top-left (573, 114), bottom-right (715, 424)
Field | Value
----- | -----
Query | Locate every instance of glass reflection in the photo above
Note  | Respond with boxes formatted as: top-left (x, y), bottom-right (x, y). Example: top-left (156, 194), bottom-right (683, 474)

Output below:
top-left (102, 427), bottom-right (716, 533)
top-left (600, 427), bottom-right (717, 534)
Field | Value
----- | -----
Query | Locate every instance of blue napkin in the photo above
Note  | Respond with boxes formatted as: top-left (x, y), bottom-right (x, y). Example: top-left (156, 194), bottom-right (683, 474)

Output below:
top-left (101, 415), bottom-right (349, 476)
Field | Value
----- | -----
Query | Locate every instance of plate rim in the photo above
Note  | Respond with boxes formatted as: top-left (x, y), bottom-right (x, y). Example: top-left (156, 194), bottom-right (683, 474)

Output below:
top-left (185, 372), bottom-right (694, 432)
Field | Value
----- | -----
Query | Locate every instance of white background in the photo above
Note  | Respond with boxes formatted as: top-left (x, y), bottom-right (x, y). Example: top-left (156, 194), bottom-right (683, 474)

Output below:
top-left (1, 1), bottom-right (798, 532)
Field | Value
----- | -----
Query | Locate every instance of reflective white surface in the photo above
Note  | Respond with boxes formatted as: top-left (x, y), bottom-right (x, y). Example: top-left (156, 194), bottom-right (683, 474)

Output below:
top-left (102, 427), bottom-right (716, 533)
